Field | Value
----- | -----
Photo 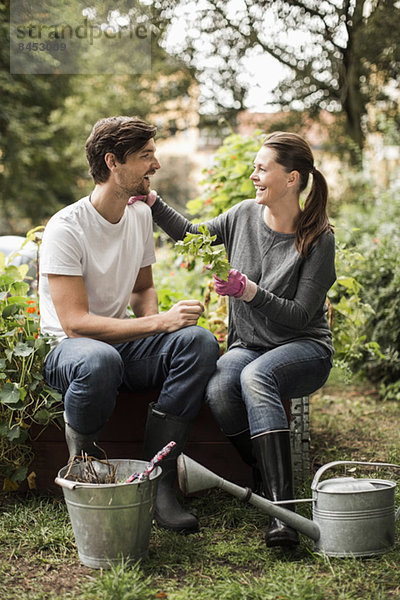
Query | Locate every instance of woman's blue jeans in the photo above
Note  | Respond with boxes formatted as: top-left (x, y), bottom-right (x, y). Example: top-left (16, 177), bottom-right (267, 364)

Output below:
top-left (43, 326), bottom-right (219, 434)
top-left (206, 340), bottom-right (332, 437)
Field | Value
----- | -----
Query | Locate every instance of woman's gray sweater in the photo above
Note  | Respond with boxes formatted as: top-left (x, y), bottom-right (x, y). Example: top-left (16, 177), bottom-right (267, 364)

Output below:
top-left (152, 197), bottom-right (336, 356)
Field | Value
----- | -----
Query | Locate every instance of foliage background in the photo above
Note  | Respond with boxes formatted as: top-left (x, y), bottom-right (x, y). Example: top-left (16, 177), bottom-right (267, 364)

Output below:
top-left (0, 0), bottom-right (197, 233)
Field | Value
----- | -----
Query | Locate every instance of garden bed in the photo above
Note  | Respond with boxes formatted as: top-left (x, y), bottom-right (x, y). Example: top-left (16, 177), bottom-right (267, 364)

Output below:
top-left (29, 389), bottom-right (310, 492)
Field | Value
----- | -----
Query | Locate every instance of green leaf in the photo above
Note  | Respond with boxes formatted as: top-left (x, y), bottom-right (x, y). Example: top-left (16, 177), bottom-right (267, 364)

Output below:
top-left (336, 276), bottom-right (361, 294)
top-left (0, 383), bottom-right (25, 409)
top-left (2, 304), bottom-right (20, 318)
top-left (0, 382), bottom-right (20, 403)
top-left (4, 295), bottom-right (28, 305)
top-left (34, 408), bottom-right (51, 424)
top-left (29, 380), bottom-right (39, 391)
top-left (31, 372), bottom-right (44, 381)
top-left (10, 465), bottom-right (28, 483)
top-left (34, 337), bottom-right (51, 358)
top-left (0, 423), bottom-right (29, 444)
top-left (13, 342), bottom-right (34, 357)
top-left (11, 281), bottom-right (30, 296)
top-left (0, 328), bottom-right (18, 338)
top-left (0, 422), bottom-right (10, 437)
top-left (44, 386), bottom-right (63, 402)
top-left (0, 273), bottom-right (17, 289)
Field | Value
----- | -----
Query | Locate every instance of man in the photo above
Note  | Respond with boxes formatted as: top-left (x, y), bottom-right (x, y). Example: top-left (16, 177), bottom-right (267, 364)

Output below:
top-left (39, 116), bottom-right (219, 533)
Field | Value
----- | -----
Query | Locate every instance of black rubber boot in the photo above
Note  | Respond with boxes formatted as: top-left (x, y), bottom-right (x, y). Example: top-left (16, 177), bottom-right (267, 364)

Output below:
top-left (252, 430), bottom-right (299, 548)
top-left (64, 412), bottom-right (103, 460)
top-left (228, 429), bottom-right (264, 495)
top-left (142, 403), bottom-right (199, 533)
top-left (228, 429), bottom-right (254, 465)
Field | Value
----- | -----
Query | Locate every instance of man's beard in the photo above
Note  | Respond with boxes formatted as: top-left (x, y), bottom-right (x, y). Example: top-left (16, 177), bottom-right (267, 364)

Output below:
top-left (128, 179), bottom-right (149, 196)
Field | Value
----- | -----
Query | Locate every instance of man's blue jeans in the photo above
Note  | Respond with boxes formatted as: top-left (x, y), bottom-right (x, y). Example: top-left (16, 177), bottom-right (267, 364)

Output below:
top-left (43, 326), bottom-right (219, 434)
top-left (206, 340), bottom-right (332, 437)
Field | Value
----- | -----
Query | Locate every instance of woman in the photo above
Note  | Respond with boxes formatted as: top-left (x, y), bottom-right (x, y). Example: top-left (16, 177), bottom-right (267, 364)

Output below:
top-left (135, 131), bottom-right (336, 548)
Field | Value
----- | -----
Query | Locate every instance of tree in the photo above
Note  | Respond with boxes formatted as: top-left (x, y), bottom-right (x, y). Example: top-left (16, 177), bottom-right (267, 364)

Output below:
top-left (0, 1), bottom-right (78, 233)
top-left (155, 0), bottom-right (400, 163)
top-left (0, 0), bottom-right (197, 232)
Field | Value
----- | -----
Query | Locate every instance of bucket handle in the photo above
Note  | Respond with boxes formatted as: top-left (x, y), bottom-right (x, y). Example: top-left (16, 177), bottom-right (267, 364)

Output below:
top-left (311, 460), bottom-right (400, 522)
top-left (55, 476), bottom-right (85, 490)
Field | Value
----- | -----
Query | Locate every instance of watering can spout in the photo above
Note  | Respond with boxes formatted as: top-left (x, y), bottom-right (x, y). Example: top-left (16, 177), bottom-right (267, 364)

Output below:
top-left (177, 454), bottom-right (320, 542)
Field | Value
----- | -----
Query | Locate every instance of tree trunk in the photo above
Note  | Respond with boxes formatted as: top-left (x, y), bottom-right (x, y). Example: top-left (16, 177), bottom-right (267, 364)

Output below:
top-left (340, 0), bottom-right (367, 165)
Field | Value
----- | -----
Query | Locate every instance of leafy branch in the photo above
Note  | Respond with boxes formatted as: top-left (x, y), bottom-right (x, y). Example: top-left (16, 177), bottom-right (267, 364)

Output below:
top-left (175, 225), bottom-right (231, 281)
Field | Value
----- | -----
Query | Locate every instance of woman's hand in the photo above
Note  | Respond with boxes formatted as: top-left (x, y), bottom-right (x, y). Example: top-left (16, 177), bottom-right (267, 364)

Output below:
top-left (213, 269), bottom-right (258, 302)
top-left (127, 190), bottom-right (157, 206)
top-left (213, 269), bottom-right (247, 298)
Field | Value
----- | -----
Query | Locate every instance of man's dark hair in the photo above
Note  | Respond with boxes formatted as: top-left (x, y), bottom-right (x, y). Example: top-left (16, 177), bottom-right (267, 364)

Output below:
top-left (85, 116), bottom-right (157, 183)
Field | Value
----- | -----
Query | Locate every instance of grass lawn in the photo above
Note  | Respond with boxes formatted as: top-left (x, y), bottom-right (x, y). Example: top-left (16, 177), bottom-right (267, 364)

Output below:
top-left (1, 381), bottom-right (400, 600)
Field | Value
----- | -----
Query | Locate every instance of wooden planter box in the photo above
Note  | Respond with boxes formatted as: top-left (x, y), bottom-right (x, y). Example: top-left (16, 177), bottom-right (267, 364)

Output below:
top-left (30, 390), bottom-right (310, 492)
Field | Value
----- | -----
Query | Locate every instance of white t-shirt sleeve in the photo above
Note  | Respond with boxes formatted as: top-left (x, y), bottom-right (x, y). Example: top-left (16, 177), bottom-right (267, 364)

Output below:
top-left (40, 219), bottom-right (83, 276)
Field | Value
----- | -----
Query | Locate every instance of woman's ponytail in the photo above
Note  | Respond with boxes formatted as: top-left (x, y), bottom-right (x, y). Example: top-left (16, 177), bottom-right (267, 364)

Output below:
top-left (295, 168), bottom-right (333, 258)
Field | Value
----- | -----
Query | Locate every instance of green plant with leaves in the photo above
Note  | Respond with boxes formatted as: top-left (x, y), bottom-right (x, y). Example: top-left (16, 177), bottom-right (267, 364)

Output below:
top-left (157, 132), bottom-right (262, 346)
top-left (333, 184), bottom-right (400, 397)
top-left (173, 224), bottom-right (231, 350)
top-left (354, 234), bottom-right (400, 392)
top-left (175, 224), bottom-right (231, 281)
top-left (327, 241), bottom-right (384, 380)
top-left (0, 229), bottom-right (62, 490)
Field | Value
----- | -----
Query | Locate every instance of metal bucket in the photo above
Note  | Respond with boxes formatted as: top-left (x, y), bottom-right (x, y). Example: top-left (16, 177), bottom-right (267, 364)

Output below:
top-left (55, 459), bottom-right (161, 569)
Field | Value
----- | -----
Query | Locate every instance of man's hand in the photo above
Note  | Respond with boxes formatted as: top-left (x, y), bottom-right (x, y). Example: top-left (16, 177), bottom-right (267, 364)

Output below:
top-left (162, 300), bottom-right (204, 332)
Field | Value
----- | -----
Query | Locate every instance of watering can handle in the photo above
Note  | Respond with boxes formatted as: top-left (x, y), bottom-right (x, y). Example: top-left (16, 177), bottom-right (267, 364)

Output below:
top-left (311, 460), bottom-right (400, 491)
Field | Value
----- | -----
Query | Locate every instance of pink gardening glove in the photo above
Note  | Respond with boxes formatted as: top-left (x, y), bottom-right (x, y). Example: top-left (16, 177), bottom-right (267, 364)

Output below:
top-left (127, 190), bottom-right (157, 206)
top-left (213, 269), bottom-right (247, 298)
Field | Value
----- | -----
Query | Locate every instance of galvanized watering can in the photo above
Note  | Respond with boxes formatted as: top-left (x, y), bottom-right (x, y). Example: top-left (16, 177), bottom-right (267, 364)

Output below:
top-left (177, 455), bottom-right (400, 557)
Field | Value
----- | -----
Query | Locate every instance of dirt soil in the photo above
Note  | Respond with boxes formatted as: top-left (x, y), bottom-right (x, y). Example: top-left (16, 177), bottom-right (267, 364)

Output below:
top-left (0, 553), bottom-right (90, 598)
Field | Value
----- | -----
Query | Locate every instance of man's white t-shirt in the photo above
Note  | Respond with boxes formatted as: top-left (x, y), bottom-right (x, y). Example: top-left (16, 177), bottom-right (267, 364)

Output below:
top-left (39, 196), bottom-right (156, 343)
